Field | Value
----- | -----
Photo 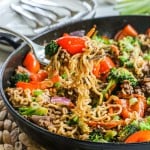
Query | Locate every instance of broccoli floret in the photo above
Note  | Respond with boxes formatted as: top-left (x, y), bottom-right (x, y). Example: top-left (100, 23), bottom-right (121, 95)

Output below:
top-left (67, 115), bottom-right (89, 133)
top-left (45, 40), bottom-right (59, 59)
top-left (67, 115), bottom-right (79, 126)
top-left (19, 105), bottom-right (48, 116)
top-left (104, 130), bottom-right (117, 142)
top-left (92, 35), bottom-right (114, 45)
top-left (119, 36), bottom-right (140, 53)
top-left (108, 68), bottom-right (137, 86)
top-left (118, 36), bottom-right (141, 68)
top-left (89, 129), bottom-right (106, 142)
top-left (118, 122), bottom-right (139, 142)
top-left (11, 73), bottom-right (29, 85)
top-left (139, 116), bottom-right (150, 130)
top-left (118, 55), bottom-right (134, 68)
top-left (143, 53), bottom-right (150, 61)
top-left (102, 67), bottom-right (138, 98)
top-left (78, 119), bottom-right (90, 133)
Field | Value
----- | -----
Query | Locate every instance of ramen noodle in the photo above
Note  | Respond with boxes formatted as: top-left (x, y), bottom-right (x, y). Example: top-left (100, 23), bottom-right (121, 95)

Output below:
top-left (6, 25), bottom-right (150, 143)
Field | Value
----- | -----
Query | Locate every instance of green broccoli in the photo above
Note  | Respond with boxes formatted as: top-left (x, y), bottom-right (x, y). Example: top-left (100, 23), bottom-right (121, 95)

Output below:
top-left (89, 129), bottom-right (106, 142)
top-left (11, 73), bottom-right (29, 85)
top-left (143, 53), bottom-right (150, 61)
top-left (45, 40), bottom-right (59, 59)
top-left (139, 116), bottom-right (150, 130)
top-left (78, 119), bottom-right (90, 133)
top-left (67, 115), bottom-right (79, 126)
top-left (102, 67), bottom-right (138, 98)
top-left (118, 116), bottom-right (150, 142)
top-left (118, 55), bottom-right (134, 68)
top-left (118, 121), bottom-right (139, 142)
top-left (118, 36), bottom-right (141, 68)
top-left (67, 115), bottom-right (90, 133)
top-left (104, 130), bottom-right (117, 142)
top-left (92, 35), bottom-right (115, 45)
top-left (19, 105), bottom-right (48, 116)
top-left (119, 36), bottom-right (140, 53)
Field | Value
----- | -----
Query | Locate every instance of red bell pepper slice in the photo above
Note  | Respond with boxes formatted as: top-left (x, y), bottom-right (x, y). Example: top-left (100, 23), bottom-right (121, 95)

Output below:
top-left (93, 56), bottom-right (115, 78)
top-left (116, 94), bottom-right (147, 119)
top-left (56, 36), bottom-right (85, 55)
top-left (16, 81), bottom-right (40, 90)
top-left (23, 51), bottom-right (40, 73)
top-left (30, 70), bottom-right (48, 82)
top-left (115, 24), bottom-right (138, 40)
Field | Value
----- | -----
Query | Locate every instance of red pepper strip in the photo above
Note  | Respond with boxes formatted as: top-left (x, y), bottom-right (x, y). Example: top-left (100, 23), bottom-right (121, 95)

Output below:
top-left (93, 61), bottom-right (101, 78)
top-left (23, 51), bottom-right (40, 73)
top-left (16, 81), bottom-right (40, 90)
top-left (125, 130), bottom-right (150, 143)
top-left (30, 70), bottom-right (48, 82)
top-left (56, 36), bottom-right (85, 55)
top-left (93, 56), bottom-right (115, 78)
top-left (88, 120), bottom-right (124, 129)
top-left (50, 75), bottom-right (60, 83)
top-left (115, 94), bottom-right (147, 119)
top-left (39, 80), bottom-right (53, 89)
top-left (115, 24), bottom-right (138, 40)
top-left (99, 56), bottom-right (115, 74)
top-left (16, 80), bottom-right (53, 90)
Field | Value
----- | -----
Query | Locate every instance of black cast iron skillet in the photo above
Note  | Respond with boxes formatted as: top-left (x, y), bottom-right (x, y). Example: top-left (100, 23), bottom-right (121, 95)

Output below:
top-left (0, 16), bottom-right (150, 150)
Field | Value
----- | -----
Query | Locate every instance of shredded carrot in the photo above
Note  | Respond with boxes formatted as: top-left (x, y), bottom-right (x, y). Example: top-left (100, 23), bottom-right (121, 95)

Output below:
top-left (111, 45), bottom-right (120, 56)
top-left (51, 75), bottom-right (60, 83)
top-left (86, 25), bottom-right (97, 38)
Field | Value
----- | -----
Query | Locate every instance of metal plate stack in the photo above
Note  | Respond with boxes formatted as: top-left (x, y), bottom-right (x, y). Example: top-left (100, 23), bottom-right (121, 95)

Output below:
top-left (0, 0), bottom-right (97, 37)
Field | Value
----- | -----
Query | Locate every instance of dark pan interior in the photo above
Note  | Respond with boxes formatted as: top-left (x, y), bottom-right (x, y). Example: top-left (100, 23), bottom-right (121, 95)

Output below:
top-left (1, 16), bottom-right (150, 150)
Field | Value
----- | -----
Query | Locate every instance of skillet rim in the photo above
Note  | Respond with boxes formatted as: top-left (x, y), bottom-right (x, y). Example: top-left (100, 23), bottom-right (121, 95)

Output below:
top-left (1, 15), bottom-right (150, 148)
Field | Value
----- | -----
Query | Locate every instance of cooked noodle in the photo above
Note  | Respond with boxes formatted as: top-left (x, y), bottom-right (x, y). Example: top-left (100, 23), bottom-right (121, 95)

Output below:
top-left (6, 26), bottom-right (150, 143)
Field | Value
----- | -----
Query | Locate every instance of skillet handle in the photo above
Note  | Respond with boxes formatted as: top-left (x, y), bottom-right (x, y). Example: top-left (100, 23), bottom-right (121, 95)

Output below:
top-left (0, 33), bottom-right (21, 52)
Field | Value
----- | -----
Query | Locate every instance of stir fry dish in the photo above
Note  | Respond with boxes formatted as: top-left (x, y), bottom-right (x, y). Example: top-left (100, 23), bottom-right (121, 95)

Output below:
top-left (6, 24), bottom-right (150, 143)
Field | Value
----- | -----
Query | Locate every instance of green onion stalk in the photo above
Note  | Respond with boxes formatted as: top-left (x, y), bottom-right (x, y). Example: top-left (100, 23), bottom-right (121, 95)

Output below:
top-left (115, 0), bottom-right (150, 15)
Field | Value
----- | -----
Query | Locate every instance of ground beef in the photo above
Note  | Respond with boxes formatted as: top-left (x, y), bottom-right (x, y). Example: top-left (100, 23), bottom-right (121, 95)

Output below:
top-left (134, 86), bottom-right (144, 95)
top-left (120, 80), bottom-right (134, 95)
top-left (142, 62), bottom-right (150, 77)
top-left (138, 34), bottom-right (150, 51)
top-left (119, 80), bottom-right (145, 96)
top-left (57, 88), bottom-right (78, 103)
top-left (141, 78), bottom-right (150, 97)
top-left (58, 50), bottom-right (71, 66)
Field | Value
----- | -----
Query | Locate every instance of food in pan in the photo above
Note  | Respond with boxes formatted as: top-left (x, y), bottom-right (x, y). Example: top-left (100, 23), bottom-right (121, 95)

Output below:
top-left (6, 24), bottom-right (150, 143)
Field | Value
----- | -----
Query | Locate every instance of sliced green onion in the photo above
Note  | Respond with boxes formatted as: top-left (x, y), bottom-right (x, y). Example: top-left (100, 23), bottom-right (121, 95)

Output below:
top-left (33, 90), bottom-right (43, 96)
top-left (147, 97), bottom-right (150, 105)
top-left (113, 115), bottom-right (120, 121)
top-left (61, 73), bottom-right (68, 79)
top-left (129, 97), bottom-right (138, 106)
top-left (115, 0), bottom-right (150, 15)
top-left (54, 82), bottom-right (61, 88)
